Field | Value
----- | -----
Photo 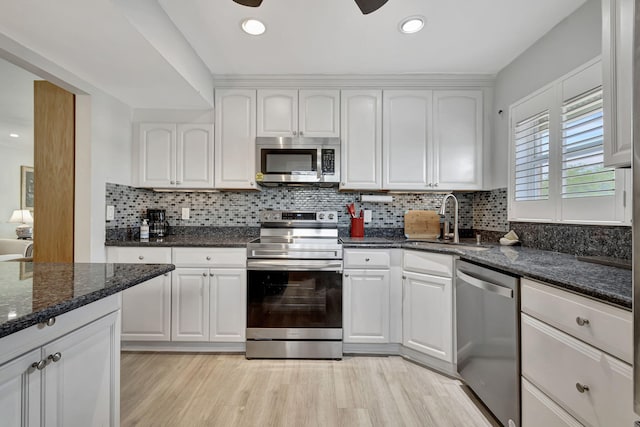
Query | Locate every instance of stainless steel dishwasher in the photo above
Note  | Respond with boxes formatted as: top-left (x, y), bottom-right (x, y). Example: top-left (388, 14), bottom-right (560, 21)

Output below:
top-left (456, 260), bottom-right (520, 427)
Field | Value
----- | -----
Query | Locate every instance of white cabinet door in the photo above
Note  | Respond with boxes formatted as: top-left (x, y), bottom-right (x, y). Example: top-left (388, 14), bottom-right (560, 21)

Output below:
top-left (299, 89), bottom-right (340, 137)
top-left (209, 268), bottom-right (246, 342)
top-left (433, 90), bottom-right (483, 190)
top-left (383, 90), bottom-right (432, 190)
top-left (42, 312), bottom-right (119, 427)
top-left (603, 0), bottom-right (633, 167)
top-left (215, 89), bottom-right (258, 189)
top-left (340, 90), bottom-right (382, 190)
top-left (139, 123), bottom-right (176, 187)
top-left (176, 124), bottom-right (214, 188)
top-left (257, 89), bottom-right (298, 137)
top-left (172, 268), bottom-right (210, 342)
top-left (402, 271), bottom-right (453, 362)
top-left (0, 349), bottom-right (41, 427)
top-left (121, 273), bottom-right (171, 341)
top-left (343, 269), bottom-right (390, 343)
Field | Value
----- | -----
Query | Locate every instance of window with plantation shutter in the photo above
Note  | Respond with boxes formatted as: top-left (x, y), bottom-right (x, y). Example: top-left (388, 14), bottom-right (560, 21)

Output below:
top-left (514, 111), bottom-right (550, 201)
top-left (561, 86), bottom-right (614, 198)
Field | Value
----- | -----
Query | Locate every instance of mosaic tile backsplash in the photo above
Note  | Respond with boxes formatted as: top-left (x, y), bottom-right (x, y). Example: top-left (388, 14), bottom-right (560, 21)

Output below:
top-left (105, 183), bottom-right (474, 230)
top-left (472, 188), bottom-right (508, 232)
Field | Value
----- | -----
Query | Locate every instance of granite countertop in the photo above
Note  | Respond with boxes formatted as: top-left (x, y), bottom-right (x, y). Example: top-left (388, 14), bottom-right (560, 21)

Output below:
top-left (342, 237), bottom-right (632, 310)
top-left (105, 234), bottom-right (256, 247)
top-left (0, 262), bottom-right (175, 338)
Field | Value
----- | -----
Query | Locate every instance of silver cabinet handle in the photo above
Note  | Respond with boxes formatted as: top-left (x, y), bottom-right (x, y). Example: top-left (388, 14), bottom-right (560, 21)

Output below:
top-left (434, 183), bottom-right (438, 187)
top-left (250, 182), bottom-right (255, 186)
top-left (209, 273), bottom-right (214, 277)
top-left (170, 181), bottom-right (175, 185)
top-left (176, 181), bottom-right (181, 185)
top-left (202, 272), bottom-right (207, 277)
top-left (45, 317), bottom-right (56, 327)
top-left (48, 352), bottom-right (62, 363)
top-left (576, 317), bottom-right (590, 326)
top-left (341, 182), bottom-right (345, 186)
top-left (402, 275), bottom-right (407, 280)
top-left (344, 274), bottom-right (349, 277)
top-left (365, 258), bottom-right (370, 262)
top-left (300, 131), bottom-right (304, 136)
top-left (293, 131), bottom-right (297, 136)
top-left (206, 256), bottom-right (211, 260)
top-left (576, 383), bottom-right (589, 393)
top-left (138, 255), bottom-right (144, 260)
top-left (164, 273), bottom-right (169, 277)
top-left (32, 360), bottom-right (47, 370)
top-left (456, 270), bottom-right (514, 299)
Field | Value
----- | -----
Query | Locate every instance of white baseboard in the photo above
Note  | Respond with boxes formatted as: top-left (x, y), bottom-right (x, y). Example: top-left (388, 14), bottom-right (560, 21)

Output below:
top-left (122, 341), bottom-right (246, 353)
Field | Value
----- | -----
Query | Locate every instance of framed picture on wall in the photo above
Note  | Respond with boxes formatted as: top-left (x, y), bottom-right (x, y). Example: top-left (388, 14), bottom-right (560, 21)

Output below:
top-left (21, 165), bottom-right (34, 211)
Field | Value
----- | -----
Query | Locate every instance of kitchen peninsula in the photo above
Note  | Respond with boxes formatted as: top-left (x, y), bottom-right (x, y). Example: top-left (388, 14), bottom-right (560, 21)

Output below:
top-left (0, 261), bottom-right (174, 426)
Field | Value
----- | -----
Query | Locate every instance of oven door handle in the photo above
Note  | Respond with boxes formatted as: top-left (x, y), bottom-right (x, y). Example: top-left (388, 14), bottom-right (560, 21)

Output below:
top-left (247, 259), bottom-right (343, 272)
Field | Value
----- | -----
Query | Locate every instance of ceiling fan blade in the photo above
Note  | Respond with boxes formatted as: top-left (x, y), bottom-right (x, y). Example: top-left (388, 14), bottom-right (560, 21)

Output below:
top-left (353, 0), bottom-right (389, 15)
top-left (232, 0), bottom-right (263, 7)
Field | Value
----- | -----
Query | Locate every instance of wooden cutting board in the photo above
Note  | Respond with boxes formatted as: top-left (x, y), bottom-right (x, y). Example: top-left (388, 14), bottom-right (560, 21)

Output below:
top-left (404, 210), bottom-right (440, 240)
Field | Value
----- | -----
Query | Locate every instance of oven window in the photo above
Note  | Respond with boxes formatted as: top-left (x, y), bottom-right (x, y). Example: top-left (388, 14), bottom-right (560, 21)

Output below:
top-left (247, 270), bottom-right (342, 328)
top-left (261, 149), bottom-right (317, 174)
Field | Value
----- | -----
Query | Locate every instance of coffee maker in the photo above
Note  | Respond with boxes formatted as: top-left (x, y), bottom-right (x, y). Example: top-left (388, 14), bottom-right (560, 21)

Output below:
top-left (147, 209), bottom-right (169, 237)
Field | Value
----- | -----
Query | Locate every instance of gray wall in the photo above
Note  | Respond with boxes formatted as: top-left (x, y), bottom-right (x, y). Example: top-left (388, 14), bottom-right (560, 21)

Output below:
top-left (490, 0), bottom-right (602, 188)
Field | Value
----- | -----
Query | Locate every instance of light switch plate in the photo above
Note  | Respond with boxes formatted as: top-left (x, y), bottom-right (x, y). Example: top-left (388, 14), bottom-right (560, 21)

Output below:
top-left (106, 205), bottom-right (115, 221)
top-left (364, 210), bottom-right (372, 223)
top-left (181, 207), bottom-right (190, 220)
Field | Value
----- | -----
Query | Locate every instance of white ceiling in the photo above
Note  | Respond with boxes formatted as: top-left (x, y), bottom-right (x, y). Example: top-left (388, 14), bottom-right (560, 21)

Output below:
top-left (0, 0), bottom-right (587, 109)
top-left (159, 0), bottom-right (587, 75)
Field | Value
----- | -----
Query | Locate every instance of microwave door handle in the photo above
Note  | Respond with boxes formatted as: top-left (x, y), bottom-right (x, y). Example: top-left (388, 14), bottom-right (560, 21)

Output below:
top-left (456, 270), bottom-right (514, 299)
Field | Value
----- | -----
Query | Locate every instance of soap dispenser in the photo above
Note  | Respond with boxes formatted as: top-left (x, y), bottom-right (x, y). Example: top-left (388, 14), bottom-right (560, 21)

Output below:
top-left (140, 219), bottom-right (150, 240)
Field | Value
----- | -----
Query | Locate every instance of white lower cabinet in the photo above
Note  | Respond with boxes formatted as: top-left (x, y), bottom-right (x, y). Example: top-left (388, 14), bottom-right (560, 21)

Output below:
top-left (121, 273), bottom-right (171, 341)
top-left (402, 271), bottom-right (453, 362)
top-left (172, 268), bottom-right (210, 341)
top-left (522, 378), bottom-right (582, 427)
top-left (0, 305), bottom-right (120, 427)
top-left (209, 268), bottom-right (246, 342)
top-left (343, 269), bottom-right (390, 343)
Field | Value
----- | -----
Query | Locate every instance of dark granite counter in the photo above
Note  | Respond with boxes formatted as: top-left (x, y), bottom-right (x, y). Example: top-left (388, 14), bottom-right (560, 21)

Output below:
top-left (343, 237), bottom-right (632, 310)
top-left (105, 234), bottom-right (255, 247)
top-left (0, 262), bottom-right (175, 338)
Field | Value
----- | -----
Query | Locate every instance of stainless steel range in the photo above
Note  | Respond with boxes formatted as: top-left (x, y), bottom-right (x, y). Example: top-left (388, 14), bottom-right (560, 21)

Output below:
top-left (246, 210), bottom-right (343, 359)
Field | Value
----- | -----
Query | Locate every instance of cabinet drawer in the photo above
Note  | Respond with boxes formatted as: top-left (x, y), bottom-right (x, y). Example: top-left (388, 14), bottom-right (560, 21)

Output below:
top-left (521, 313), bottom-right (634, 427)
top-left (106, 247), bottom-right (171, 264)
top-left (344, 249), bottom-right (390, 269)
top-left (403, 250), bottom-right (452, 277)
top-left (522, 378), bottom-right (582, 427)
top-left (521, 278), bottom-right (632, 363)
top-left (172, 248), bottom-right (246, 268)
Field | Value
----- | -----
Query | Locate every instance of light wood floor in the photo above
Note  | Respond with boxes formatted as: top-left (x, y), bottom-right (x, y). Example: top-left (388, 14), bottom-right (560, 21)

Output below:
top-left (121, 352), bottom-right (496, 427)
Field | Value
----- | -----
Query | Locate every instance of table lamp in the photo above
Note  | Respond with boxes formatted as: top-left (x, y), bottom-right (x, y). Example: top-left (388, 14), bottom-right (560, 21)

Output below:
top-left (9, 209), bottom-right (33, 239)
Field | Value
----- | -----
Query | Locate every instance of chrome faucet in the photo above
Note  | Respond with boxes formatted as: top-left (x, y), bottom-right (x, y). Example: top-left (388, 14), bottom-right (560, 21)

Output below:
top-left (439, 193), bottom-right (459, 243)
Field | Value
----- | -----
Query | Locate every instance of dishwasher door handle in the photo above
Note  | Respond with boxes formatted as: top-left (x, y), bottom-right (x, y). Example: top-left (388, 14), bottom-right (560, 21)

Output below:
top-left (456, 270), bottom-right (514, 299)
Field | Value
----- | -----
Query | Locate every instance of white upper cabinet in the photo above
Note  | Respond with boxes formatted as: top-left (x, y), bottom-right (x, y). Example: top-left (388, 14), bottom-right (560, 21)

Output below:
top-left (139, 123), bottom-right (175, 188)
top-left (340, 90), bottom-right (382, 190)
top-left (257, 89), bottom-right (339, 137)
top-left (177, 124), bottom-right (214, 188)
top-left (433, 90), bottom-right (483, 190)
top-left (299, 90), bottom-right (340, 137)
top-left (138, 123), bottom-right (213, 189)
top-left (383, 90), bottom-right (432, 190)
top-left (603, 0), bottom-right (633, 167)
top-left (383, 89), bottom-right (483, 191)
top-left (215, 89), bottom-right (258, 189)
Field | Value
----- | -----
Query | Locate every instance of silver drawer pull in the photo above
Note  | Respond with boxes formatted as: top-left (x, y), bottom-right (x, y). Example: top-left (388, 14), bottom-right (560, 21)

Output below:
top-left (138, 255), bottom-right (144, 260)
top-left (48, 352), bottom-right (62, 363)
top-left (202, 272), bottom-right (207, 277)
top-left (576, 383), bottom-right (589, 393)
top-left (365, 258), bottom-right (370, 262)
top-left (206, 256), bottom-right (212, 260)
top-left (32, 360), bottom-right (47, 370)
top-left (46, 317), bottom-right (56, 327)
top-left (576, 317), bottom-right (590, 326)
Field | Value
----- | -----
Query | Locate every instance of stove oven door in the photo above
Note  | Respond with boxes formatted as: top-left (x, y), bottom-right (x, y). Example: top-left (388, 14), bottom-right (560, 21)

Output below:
top-left (246, 261), bottom-right (342, 338)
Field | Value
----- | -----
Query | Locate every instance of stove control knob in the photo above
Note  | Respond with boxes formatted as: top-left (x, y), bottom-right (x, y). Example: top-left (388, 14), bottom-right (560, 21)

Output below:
top-left (318, 213), bottom-right (325, 220)
top-left (328, 213), bottom-right (335, 220)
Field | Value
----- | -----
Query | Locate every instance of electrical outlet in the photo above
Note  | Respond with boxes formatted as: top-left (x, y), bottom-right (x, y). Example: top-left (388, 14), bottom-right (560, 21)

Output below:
top-left (364, 210), bottom-right (372, 223)
top-left (106, 205), bottom-right (115, 221)
top-left (182, 208), bottom-right (190, 220)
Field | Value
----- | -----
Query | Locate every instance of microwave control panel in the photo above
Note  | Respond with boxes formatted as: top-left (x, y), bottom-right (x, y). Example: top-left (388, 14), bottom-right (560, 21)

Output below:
top-left (321, 149), bottom-right (335, 175)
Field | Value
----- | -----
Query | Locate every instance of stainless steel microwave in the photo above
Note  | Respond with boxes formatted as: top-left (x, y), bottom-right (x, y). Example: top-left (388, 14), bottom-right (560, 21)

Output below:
top-left (255, 137), bottom-right (341, 186)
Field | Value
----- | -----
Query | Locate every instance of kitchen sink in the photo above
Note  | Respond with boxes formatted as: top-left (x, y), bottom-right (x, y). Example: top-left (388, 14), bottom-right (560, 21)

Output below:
top-left (403, 240), bottom-right (491, 251)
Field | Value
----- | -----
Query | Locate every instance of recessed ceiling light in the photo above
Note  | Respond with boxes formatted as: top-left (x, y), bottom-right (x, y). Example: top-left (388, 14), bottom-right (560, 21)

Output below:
top-left (399, 16), bottom-right (425, 34)
top-left (241, 18), bottom-right (266, 36)
top-left (9, 133), bottom-right (19, 138)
